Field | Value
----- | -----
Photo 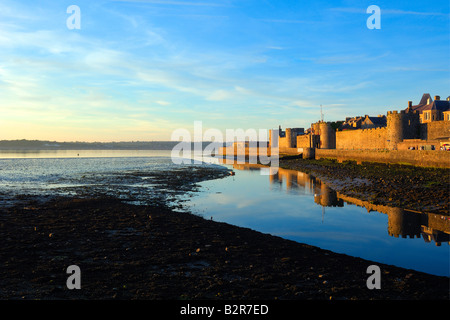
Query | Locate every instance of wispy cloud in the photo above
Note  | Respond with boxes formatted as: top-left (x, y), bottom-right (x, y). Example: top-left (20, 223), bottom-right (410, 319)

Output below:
top-left (155, 100), bottom-right (170, 106)
top-left (1, 0), bottom-right (448, 141)
top-left (330, 7), bottom-right (450, 16)
top-left (266, 46), bottom-right (285, 50)
top-left (258, 19), bottom-right (312, 24)
top-left (301, 52), bottom-right (390, 65)
top-left (382, 9), bottom-right (450, 16)
top-left (305, 81), bottom-right (372, 93)
top-left (110, 0), bottom-right (229, 7)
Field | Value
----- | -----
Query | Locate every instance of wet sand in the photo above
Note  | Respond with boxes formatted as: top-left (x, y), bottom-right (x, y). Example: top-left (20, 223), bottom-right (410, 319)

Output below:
top-left (0, 164), bottom-right (448, 302)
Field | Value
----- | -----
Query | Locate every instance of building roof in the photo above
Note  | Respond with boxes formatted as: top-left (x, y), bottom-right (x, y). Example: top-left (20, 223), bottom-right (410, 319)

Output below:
top-left (339, 116), bottom-right (363, 130)
top-left (418, 93), bottom-right (432, 106)
top-left (363, 115), bottom-right (386, 126)
top-left (407, 93), bottom-right (450, 113)
top-left (417, 100), bottom-right (450, 112)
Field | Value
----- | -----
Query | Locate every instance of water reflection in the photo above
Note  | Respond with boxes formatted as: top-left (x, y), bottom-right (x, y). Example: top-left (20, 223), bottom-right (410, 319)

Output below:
top-left (220, 160), bottom-right (450, 247)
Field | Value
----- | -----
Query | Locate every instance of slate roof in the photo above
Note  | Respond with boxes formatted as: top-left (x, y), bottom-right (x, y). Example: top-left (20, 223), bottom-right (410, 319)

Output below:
top-left (407, 93), bottom-right (450, 113)
top-left (364, 115), bottom-right (386, 126)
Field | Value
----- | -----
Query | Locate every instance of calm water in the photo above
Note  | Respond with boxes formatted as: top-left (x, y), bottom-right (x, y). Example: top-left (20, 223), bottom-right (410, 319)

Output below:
top-left (184, 161), bottom-right (450, 277)
top-left (0, 150), bottom-right (193, 206)
top-left (0, 150), bottom-right (449, 277)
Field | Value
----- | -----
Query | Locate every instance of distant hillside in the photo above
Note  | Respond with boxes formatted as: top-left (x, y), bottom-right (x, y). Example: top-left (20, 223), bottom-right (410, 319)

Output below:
top-left (0, 140), bottom-right (222, 150)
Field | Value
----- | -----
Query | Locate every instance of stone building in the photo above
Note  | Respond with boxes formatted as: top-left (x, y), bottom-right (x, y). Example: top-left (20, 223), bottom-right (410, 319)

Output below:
top-left (406, 93), bottom-right (450, 123)
top-left (339, 116), bottom-right (364, 130)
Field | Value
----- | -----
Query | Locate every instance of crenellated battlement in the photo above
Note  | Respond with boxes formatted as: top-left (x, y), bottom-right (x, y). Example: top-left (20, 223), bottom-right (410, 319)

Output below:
top-left (270, 95), bottom-right (448, 154)
top-left (358, 126), bottom-right (387, 134)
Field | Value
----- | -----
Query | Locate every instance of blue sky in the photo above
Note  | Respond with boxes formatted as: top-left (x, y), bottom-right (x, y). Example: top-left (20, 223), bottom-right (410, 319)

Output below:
top-left (0, 0), bottom-right (449, 141)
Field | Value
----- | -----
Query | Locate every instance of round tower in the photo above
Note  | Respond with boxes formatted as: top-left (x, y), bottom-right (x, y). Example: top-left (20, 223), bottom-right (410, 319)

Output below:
top-left (386, 111), bottom-right (404, 150)
top-left (285, 128), bottom-right (293, 148)
top-left (319, 122), bottom-right (335, 149)
top-left (312, 123), bottom-right (320, 135)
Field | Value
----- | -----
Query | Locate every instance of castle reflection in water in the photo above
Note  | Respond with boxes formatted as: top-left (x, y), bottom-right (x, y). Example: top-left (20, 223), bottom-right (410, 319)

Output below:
top-left (223, 161), bottom-right (450, 247)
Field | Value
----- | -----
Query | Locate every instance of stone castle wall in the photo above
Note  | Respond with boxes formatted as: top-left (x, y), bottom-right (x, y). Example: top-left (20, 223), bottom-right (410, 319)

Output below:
top-left (297, 135), bottom-right (311, 148)
top-left (420, 120), bottom-right (450, 140)
top-left (282, 117), bottom-right (448, 153)
top-left (270, 108), bottom-right (449, 165)
top-left (335, 127), bottom-right (387, 150)
top-left (278, 136), bottom-right (295, 152)
top-left (315, 149), bottom-right (450, 168)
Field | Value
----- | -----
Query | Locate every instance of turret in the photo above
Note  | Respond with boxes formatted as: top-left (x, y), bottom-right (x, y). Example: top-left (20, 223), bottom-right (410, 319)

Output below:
top-left (285, 128), bottom-right (294, 148)
top-left (386, 110), bottom-right (420, 149)
top-left (386, 111), bottom-right (404, 150)
top-left (318, 122), bottom-right (335, 149)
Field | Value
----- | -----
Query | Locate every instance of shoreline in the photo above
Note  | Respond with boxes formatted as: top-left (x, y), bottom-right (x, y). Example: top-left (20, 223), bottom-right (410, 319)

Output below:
top-left (1, 197), bottom-right (448, 300)
top-left (0, 162), bottom-right (448, 300)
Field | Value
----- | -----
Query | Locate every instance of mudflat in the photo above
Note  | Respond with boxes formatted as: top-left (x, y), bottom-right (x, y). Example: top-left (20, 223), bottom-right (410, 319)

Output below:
top-left (0, 195), bottom-right (448, 300)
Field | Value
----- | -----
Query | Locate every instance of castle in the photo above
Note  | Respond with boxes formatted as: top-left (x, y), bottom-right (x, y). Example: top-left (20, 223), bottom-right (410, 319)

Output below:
top-left (270, 93), bottom-right (450, 167)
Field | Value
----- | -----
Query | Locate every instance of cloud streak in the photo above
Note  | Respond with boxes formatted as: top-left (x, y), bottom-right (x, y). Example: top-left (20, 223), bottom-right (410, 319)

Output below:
top-left (258, 19), bottom-right (313, 24)
top-left (110, 0), bottom-right (229, 7)
top-left (330, 7), bottom-right (450, 16)
top-left (1, 0), bottom-right (449, 141)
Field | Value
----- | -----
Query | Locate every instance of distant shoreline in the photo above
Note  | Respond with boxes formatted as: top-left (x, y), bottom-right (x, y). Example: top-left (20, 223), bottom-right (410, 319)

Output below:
top-left (0, 139), bottom-right (222, 150)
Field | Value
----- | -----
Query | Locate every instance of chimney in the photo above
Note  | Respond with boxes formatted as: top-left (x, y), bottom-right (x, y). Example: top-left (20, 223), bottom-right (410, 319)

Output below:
top-left (434, 95), bottom-right (440, 101)
top-left (427, 97), bottom-right (431, 104)
top-left (408, 101), bottom-right (412, 108)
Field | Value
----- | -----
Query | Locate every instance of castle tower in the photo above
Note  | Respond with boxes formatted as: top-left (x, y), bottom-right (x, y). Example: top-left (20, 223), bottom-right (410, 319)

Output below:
top-left (402, 111), bottom-right (420, 140)
top-left (318, 122), bottom-right (335, 149)
top-left (386, 111), bottom-right (404, 150)
top-left (285, 128), bottom-right (294, 148)
top-left (386, 110), bottom-right (420, 150)
top-left (312, 123), bottom-right (320, 135)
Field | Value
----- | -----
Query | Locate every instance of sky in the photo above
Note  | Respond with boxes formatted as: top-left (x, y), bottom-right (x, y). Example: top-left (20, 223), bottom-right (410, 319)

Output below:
top-left (0, 0), bottom-right (449, 142)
